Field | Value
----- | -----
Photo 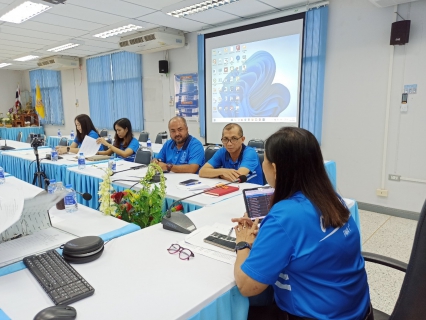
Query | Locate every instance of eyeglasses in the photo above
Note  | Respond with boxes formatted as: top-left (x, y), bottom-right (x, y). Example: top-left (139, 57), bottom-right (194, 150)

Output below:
top-left (221, 136), bottom-right (242, 144)
top-left (167, 244), bottom-right (194, 261)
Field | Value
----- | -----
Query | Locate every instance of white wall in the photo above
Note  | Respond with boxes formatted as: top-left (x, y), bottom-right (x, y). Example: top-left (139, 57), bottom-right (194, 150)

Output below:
top-left (322, 0), bottom-right (426, 213)
top-left (0, 70), bottom-right (28, 117)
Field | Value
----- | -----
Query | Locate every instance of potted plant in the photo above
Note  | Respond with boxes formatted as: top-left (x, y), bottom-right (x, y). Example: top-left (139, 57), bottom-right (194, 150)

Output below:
top-left (98, 163), bottom-right (167, 229)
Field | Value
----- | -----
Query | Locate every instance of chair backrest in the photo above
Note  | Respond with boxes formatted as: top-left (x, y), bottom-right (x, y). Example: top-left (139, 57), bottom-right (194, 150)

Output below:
top-left (59, 137), bottom-right (68, 146)
top-left (248, 139), bottom-right (265, 151)
top-left (155, 131), bottom-right (168, 144)
top-left (26, 135), bottom-right (33, 143)
top-left (138, 132), bottom-right (149, 142)
top-left (205, 145), bottom-right (220, 163)
top-left (257, 151), bottom-right (266, 185)
top-left (389, 199), bottom-right (426, 319)
top-left (99, 129), bottom-right (108, 137)
top-left (16, 131), bottom-right (23, 142)
top-left (134, 149), bottom-right (152, 165)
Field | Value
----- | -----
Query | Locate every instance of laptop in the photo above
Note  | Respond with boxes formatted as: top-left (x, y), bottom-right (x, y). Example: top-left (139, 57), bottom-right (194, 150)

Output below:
top-left (243, 187), bottom-right (274, 220)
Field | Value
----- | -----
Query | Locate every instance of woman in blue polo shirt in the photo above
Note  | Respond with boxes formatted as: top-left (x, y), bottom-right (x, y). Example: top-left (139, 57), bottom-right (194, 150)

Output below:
top-left (232, 128), bottom-right (371, 320)
top-left (97, 118), bottom-right (139, 162)
top-left (56, 114), bottom-right (104, 154)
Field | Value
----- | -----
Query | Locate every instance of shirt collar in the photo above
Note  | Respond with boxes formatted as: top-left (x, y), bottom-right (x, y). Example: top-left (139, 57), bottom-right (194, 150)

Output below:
top-left (225, 144), bottom-right (246, 163)
top-left (170, 135), bottom-right (192, 151)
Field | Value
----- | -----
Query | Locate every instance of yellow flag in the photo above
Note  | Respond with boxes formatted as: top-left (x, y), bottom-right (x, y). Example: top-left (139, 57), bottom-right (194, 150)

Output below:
top-left (35, 83), bottom-right (45, 119)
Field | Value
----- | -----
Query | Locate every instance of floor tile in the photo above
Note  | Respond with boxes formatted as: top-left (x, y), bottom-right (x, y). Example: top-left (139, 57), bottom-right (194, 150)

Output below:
top-left (359, 210), bottom-right (391, 245)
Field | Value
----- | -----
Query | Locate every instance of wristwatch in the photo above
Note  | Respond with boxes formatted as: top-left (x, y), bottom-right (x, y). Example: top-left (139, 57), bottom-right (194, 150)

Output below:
top-left (235, 241), bottom-right (251, 253)
top-left (166, 163), bottom-right (173, 172)
top-left (66, 146), bottom-right (70, 153)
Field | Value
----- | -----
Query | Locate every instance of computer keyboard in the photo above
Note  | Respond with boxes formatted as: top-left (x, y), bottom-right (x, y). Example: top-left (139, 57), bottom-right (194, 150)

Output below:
top-left (23, 249), bottom-right (95, 305)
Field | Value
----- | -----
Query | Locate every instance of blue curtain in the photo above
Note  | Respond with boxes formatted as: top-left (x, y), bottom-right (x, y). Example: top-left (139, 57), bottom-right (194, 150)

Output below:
top-left (29, 69), bottom-right (64, 125)
top-left (300, 5), bottom-right (329, 144)
top-left (87, 55), bottom-right (114, 130)
top-left (197, 34), bottom-right (206, 138)
top-left (111, 52), bottom-right (143, 132)
top-left (87, 52), bottom-right (143, 131)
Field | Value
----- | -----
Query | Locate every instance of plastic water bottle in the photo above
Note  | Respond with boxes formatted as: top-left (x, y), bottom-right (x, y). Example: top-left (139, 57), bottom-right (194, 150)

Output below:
top-left (55, 182), bottom-right (66, 210)
top-left (57, 128), bottom-right (61, 138)
top-left (147, 138), bottom-right (152, 149)
top-left (161, 132), bottom-right (167, 144)
top-left (107, 134), bottom-right (112, 142)
top-left (51, 148), bottom-right (58, 161)
top-left (47, 179), bottom-right (56, 194)
top-left (108, 156), bottom-right (116, 172)
top-left (78, 152), bottom-right (86, 169)
top-left (0, 167), bottom-right (5, 185)
top-left (70, 130), bottom-right (75, 140)
top-left (64, 184), bottom-right (78, 213)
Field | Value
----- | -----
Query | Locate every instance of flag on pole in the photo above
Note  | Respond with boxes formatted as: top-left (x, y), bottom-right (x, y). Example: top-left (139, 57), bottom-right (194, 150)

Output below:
top-left (15, 85), bottom-right (21, 111)
top-left (35, 83), bottom-right (45, 119)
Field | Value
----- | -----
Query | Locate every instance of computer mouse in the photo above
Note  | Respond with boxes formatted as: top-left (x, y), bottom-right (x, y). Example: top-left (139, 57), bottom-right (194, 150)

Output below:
top-left (33, 305), bottom-right (77, 320)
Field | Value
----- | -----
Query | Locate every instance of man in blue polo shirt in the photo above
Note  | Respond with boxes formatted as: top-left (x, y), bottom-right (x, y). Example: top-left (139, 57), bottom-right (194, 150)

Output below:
top-left (199, 123), bottom-right (263, 185)
top-left (153, 116), bottom-right (204, 173)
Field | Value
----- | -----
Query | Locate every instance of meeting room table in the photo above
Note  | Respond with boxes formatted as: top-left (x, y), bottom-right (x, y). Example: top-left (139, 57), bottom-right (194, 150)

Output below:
top-left (0, 126), bottom-right (44, 142)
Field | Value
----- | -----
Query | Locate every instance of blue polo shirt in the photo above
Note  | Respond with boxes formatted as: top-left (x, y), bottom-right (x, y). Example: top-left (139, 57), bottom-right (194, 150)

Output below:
top-left (208, 144), bottom-right (263, 185)
top-left (242, 192), bottom-right (370, 319)
top-left (156, 135), bottom-right (205, 172)
top-left (117, 137), bottom-right (139, 162)
top-left (74, 130), bottom-right (105, 151)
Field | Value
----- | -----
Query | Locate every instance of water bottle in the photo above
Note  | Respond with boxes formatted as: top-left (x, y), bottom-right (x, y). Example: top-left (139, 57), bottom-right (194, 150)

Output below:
top-left (57, 128), bottom-right (61, 138)
top-left (70, 130), bottom-right (75, 140)
top-left (47, 179), bottom-right (56, 194)
top-left (108, 134), bottom-right (112, 143)
top-left (78, 152), bottom-right (86, 169)
top-left (51, 148), bottom-right (58, 161)
top-left (108, 156), bottom-right (116, 172)
top-left (161, 132), bottom-right (167, 144)
top-left (64, 184), bottom-right (78, 213)
top-left (0, 167), bottom-right (5, 185)
top-left (55, 182), bottom-right (66, 210)
top-left (147, 138), bottom-right (152, 149)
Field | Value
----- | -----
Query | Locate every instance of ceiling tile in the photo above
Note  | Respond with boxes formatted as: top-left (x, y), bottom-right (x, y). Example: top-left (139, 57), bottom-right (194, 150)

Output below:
top-left (0, 39), bottom-right (44, 50)
top-left (216, 0), bottom-right (279, 17)
top-left (0, 33), bottom-right (57, 45)
top-left (49, 3), bottom-right (128, 25)
top-left (259, 0), bottom-right (307, 10)
top-left (10, 21), bottom-right (88, 37)
top-left (137, 11), bottom-right (211, 32)
top-left (70, 0), bottom-right (156, 19)
top-left (31, 13), bottom-right (107, 31)
top-left (0, 25), bottom-right (70, 41)
top-left (182, 8), bottom-right (241, 25)
top-left (123, 0), bottom-right (182, 11)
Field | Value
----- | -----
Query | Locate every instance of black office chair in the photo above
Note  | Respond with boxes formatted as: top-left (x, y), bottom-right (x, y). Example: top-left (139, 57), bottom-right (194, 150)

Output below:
top-left (134, 149), bottom-right (152, 165)
top-left (138, 131), bottom-right (149, 142)
top-left (155, 131), bottom-right (168, 144)
top-left (58, 137), bottom-right (68, 146)
top-left (248, 139), bottom-right (265, 151)
top-left (16, 131), bottom-right (23, 142)
top-left (362, 199), bottom-right (426, 320)
top-left (257, 151), bottom-right (266, 185)
top-left (205, 145), bottom-right (221, 162)
top-left (99, 129), bottom-right (108, 137)
top-left (26, 134), bottom-right (33, 143)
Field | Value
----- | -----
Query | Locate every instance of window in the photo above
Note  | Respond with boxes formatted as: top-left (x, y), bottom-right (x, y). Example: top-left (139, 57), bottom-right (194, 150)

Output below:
top-left (86, 51), bottom-right (143, 131)
top-left (29, 69), bottom-right (65, 125)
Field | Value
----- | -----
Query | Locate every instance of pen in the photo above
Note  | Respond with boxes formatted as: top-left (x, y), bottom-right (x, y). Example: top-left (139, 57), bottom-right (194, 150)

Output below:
top-left (227, 227), bottom-right (233, 237)
top-left (186, 181), bottom-right (201, 186)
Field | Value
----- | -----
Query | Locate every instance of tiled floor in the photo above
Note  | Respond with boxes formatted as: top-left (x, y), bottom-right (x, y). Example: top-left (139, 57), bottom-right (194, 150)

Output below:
top-left (359, 209), bottom-right (418, 315)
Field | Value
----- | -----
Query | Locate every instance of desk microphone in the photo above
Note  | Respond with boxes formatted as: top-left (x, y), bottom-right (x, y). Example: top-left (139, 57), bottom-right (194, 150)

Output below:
top-left (0, 137), bottom-right (15, 150)
top-left (110, 164), bottom-right (146, 176)
top-left (76, 191), bottom-right (92, 201)
top-left (161, 175), bottom-right (247, 234)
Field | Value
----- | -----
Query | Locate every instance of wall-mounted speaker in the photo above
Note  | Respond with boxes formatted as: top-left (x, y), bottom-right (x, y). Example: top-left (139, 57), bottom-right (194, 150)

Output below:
top-left (390, 20), bottom-right (411, 45)
top-left (159, 60), bottom-right (169, 73)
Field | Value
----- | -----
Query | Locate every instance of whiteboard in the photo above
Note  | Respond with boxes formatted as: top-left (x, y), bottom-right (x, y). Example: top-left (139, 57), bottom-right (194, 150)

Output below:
top-left (143, 77), bottom-right (164, 122)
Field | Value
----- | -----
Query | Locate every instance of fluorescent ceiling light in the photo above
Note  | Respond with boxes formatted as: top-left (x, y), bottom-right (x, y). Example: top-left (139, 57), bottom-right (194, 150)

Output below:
top-left (47, 43), bottom-right (80, 52)
top-left (166, 0), bottom-right (239, 17)
top-left (14, 55), bottom-right (39, 62)
top-left (93, 24), bottom-right (143, 39)
top-left (0, 63), bottom-right (12, 68)
top-left (0, 1), bottom-right (51, 24)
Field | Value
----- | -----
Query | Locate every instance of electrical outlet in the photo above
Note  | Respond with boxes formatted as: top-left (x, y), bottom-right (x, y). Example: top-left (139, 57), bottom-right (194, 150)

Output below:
top-left (75, 99), bottom-right (79, 107)
top-left (169, 96), bottom-right (174, 106)
top-left (388, 174), bottom-right (400, 181)
top-left (376, 189), bottom-right (388, 197)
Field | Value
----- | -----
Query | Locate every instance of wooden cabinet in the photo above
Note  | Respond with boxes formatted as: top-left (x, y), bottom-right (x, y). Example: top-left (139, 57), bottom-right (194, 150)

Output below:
top-left (12, 113), bottom-right (40, 127)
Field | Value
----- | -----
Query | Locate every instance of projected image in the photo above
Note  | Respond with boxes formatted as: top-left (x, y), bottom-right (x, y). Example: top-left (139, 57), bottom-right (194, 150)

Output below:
top-left (211, 34), bottom-right (300, 123)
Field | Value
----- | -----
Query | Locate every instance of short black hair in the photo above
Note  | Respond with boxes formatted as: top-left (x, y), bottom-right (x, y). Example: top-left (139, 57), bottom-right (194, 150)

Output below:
top-left (222, 123), bottom-right (243, 137)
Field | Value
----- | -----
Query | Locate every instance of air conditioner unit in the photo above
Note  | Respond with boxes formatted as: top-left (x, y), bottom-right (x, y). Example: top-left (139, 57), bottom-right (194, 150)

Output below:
top-left (119, 28), bottom-right (185, 54)
top-left (369, 0), bottom-right (418, 8)
top-left (37, 56), bottom-right (80, 70)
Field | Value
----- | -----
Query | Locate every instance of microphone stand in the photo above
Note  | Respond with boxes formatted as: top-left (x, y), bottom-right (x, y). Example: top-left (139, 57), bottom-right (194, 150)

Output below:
top-left (161, 176), bottom-right (247, 234)
top-left (110, 165), bottom-right (146, 176)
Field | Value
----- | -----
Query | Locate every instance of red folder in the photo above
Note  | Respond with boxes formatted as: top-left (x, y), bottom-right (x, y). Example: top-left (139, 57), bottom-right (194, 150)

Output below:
top-left (204, 185), bottom-right (239, 197)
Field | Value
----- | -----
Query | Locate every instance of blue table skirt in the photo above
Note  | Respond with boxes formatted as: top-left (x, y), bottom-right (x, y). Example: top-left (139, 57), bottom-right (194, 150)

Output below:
top-left (46, 136), bottom-right (73, 148)
top-left (0, 126), bottom-right (44, 142)
top-left (324, 161), bottom-right (336, 191)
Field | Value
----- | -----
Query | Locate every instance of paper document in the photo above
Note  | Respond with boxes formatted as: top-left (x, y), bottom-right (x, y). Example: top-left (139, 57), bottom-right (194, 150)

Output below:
top-left (78, 135), bottom-right (101, 157)
top-left (0, 185), bottom-right (24, 234)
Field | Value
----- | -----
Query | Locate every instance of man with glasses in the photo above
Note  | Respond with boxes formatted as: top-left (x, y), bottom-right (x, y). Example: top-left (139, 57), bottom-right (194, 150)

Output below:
top-left (199, 123), bottom-right (263, 185)
top-left (153, 116), bottom-right (205, 173)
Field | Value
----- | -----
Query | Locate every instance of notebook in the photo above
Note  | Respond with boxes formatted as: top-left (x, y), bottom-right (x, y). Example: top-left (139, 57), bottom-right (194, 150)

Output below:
top-left (204, 185), bottom-right (239, 197)
top-left (243, 187), bottom-right (274, 219)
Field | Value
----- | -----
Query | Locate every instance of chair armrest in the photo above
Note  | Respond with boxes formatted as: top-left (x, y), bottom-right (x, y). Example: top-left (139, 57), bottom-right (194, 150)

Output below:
top-left (362, 251), bottom-right (407, 272)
